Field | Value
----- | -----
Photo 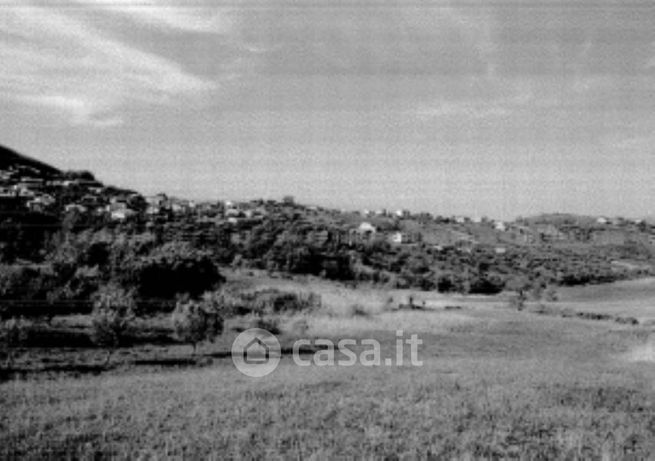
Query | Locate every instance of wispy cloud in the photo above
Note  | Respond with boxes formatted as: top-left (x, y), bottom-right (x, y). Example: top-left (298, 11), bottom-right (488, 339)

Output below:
top-left (0, 2), bottom-right (216, 127)
top-left (414, 82), bottom-right (540, 121)
top-left (416, 101), bottom-right (510, 120)
top-left (73, 0), bottom-right (232, 33)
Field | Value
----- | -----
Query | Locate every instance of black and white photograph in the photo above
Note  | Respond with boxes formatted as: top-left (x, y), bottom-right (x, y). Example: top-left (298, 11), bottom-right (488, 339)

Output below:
top-left (2, 0), bottom-right (655, 458)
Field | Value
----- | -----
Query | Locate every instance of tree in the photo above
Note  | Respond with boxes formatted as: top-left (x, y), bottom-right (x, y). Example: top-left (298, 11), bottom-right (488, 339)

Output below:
top-left (544, 285), bottom-right (559, 302)
top-left (0, 318), bottom-right (27, 367)
top-left (506, 275), bottom-right (532, 311)
top-left (124, 241), bottom-right (223, 306)
top-left (90, 284), bottom-right (135, 366)
top-left (171, 294), bottom-right (224, 355)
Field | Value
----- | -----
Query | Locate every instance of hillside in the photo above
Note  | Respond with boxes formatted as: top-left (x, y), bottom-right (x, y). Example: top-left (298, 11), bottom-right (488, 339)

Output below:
top-left (0, 144), bottom-right (61, 177)
top-left (1, 144), bottom-right (655, 298)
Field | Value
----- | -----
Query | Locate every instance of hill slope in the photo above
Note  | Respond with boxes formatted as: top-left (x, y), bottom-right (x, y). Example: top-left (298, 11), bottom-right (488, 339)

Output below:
top-left (0, 144), bottom-right (61, 177)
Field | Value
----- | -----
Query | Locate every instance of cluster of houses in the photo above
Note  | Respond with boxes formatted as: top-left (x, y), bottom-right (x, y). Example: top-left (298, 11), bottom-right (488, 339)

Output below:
top-left (3, 159), bottom-right (655, 253)
top-left (349, 209), bottom-right (655, 253)
top-left (0, 165), bottom-right (144, 222)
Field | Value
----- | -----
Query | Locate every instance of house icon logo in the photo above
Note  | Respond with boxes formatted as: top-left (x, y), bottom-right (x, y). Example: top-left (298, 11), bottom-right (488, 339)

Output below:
top-left (231, 328), bottom-right (281, 377)
top-left (243, 337), bottom-right (270, 364)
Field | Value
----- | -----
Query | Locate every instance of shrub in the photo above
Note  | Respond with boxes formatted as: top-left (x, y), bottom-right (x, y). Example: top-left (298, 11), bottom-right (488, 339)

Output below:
top-left (468, 274), bottom-right (505, 295)
top-left (124, 242), bottom-right (223, 308)
top-left (381, 296), bottom-right (396, 312)
top-left (249, 315), bottom-right (280, 335)
top-left (0, 265), bottom-right (59, 318)
top-left (233, 289), bottom-right (322, 316)
top-left (171, 296), bottom-right (224, 355)
top-left (345, 304), bottom-right (368, 317)
top-left (90, 285), bottom-right (135, 366)
top-left (544, 286), bottom-right (559, 302)
top-left (0, 317), bottom-right (28, 367)
top-left (289, 318), bottom-right (309, 337)
top-left (508, 292), bottom-right (527, 311)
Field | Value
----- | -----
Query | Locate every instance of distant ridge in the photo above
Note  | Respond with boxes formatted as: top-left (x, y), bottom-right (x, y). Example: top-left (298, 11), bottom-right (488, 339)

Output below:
top-left (0, 144), bottom-right (61, 177)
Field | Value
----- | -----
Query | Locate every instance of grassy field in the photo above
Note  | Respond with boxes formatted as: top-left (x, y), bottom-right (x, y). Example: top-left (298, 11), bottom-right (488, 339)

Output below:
top-left (557, 277), bottom-right (655, 324)
top-left (3, 276), bottom-right (655, 458)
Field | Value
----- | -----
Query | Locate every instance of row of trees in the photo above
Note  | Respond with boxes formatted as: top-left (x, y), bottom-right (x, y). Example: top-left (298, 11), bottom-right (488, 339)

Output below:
top-left (1, 285), bottom-right (320, 367)
top-left (0, 230), bottom-right (224, 318)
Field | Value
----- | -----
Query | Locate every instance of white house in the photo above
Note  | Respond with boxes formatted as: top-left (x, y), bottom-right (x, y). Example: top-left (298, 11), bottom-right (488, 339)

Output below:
top-left (110, 208), bottom-right (136, 221)
top-left (65, 203), bottom-right (87, 213)
top-left (357, 222), bottom-right (377, 235)
top-left (390, 232), bottom-right (404, 244)
top-left (494, 221), bottom-right (507, 232)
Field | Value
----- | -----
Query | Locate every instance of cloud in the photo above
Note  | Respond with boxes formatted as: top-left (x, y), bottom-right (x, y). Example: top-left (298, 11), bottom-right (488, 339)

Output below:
top-left (72, 0), bottom-right (232, 33)
top-left (0, 2), bottom-right (216, 126)
top-left (416, 101), bottom-right (510, 121)
top-left (414, 80), bottom-right (542, 121)
top-left (233, 2), bottom-right (497, 77)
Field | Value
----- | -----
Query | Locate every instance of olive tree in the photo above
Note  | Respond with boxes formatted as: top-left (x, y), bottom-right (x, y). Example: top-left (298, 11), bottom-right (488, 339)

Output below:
top-left (171, 293), bottom-right (224, 356)
top-left (90, 284), bottom-right (135, 366)
top-left (506, 275), bottom-right (532, 311)
top-left (0, 318), bottom-right (27, 367)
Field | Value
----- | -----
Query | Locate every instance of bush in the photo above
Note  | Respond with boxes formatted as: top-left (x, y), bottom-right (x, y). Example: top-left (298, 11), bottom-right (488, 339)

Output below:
top-left (289, 318), bottom-right (309, 337)
top-left (0, 317), bottom-right (28, 367)
top-left (544, 286), bottom-right (559, 302)
top-left (248, 315), bottom-right (280, 335)
top-left (345, 304), bottom-right (369, 317)
top-left (171, 295), bottom-right (224, 355)
top-left (123, 242), bottom-right (224, 311)
top-left (0, 265), bottom-right (59, 318)
top-left (90, 285), bottom-right (136, 366)
top-left (468, 274), bottom-right (505, 295)
top-left (508, 292), bottom-right (527, 311)
top-left (381, 296), bottom-right (396, 312)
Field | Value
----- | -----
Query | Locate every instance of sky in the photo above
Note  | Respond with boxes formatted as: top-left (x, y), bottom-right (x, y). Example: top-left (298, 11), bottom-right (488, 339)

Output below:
top-left (2, 0), bottom-right (655, 219)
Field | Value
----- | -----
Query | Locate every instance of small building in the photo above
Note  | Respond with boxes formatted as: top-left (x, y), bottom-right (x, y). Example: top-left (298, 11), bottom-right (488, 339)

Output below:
top-left (494, 221), bottom-right (507, 232)
top-left (17, 177), bottom-right (44, 190)
top-left (507, 224), bottom-right (535, 244)
top-left (27, 194), bottom-right (55, 213)
top-left (110, 208), bottom-right (136, 221)
top-left (389, 231), bottom-right (420, 245)
top-left (536, 223), bottom-right (566, 242)
top-left (357, 222), bottom-right (376, 235)
top-left (146, 193), bottom-right (168, 207)
top-left (64, 203), bottom-right (88, 214)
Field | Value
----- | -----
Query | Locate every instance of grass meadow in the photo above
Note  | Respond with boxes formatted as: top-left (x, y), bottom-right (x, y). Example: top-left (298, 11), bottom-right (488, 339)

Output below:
top-left (3, 275), bottom-right (655, 459)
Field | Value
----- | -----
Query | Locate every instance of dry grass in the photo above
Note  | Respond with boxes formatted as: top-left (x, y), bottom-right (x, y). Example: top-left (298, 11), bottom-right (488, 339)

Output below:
top-left (4, 277), bottom-right (655, 458)
top-left (557, 277), bottom-right (655, 323)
